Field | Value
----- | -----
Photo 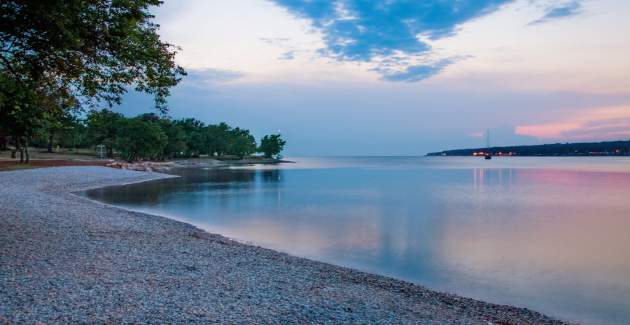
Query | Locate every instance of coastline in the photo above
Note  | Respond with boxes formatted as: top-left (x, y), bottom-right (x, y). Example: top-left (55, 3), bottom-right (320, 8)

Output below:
top-left (0, 166), bottom-right (569, 324)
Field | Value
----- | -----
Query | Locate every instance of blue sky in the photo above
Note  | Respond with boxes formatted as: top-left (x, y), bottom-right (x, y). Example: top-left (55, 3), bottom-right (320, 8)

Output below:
top-left (117, 0), bottom-right (630, 155)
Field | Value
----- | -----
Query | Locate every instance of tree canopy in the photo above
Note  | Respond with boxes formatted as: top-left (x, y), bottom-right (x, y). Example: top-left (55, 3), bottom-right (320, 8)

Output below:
top-left (86, 109), bottom-right (125, 158)
top-left (115, 117), bottom-right (167, 162)
top-left (0, 0), bottom-right (185, 110)
top-left (0, 2), bottom-right (289, 163)
top-left (79, 109), bottom-right (287, 162)
top-left (259, 134), bottom-right (286, 159)
top-left (0, 0), bottom-right (185, 162)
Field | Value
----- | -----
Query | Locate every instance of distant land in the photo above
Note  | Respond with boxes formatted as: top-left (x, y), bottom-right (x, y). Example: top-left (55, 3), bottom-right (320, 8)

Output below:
top-left (427, 140), bottom-right (630, 157)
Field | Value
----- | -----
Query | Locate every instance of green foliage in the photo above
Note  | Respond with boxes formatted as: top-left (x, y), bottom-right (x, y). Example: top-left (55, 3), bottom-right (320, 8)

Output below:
top-left (1, 0), bottom-right (185, 111)
top-left (86, 109), bottom-right (125, 158)
top-left (33, 107), bottom-right (84, 151)
top-left (226, 128), bottom-right (257, 158)
top-left (174, 118), bottom-right (205, 157)
top-left (168, 119), bottom-right (258, 158)
top-left (115, 118), bottom-right (167, 162)
top-left (172, 118), bottom-right (203, 157)
top-left (0, 0), bottom-right (184, 163)
top-left (158, 119), bottom-right (187, 159)
top-left (0, 73), bottom-right (42, 138)
top-left (0, 72), bottom-right (45, 161)
top-left (57, 117), bottom-right (88, 150)
top-left (204, 123), bottom-right (230, 156)
top-left (258, 134), bottom-right (287, 158)
top-left (0, 1), bottom-right (290, 163)
top-left (3, 102), bottom-right (288, 162)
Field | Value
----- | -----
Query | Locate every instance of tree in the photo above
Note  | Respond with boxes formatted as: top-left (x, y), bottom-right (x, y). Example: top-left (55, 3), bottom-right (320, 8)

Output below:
top-left (136, 113), bottom-right (162, 123)
top-left (1, 0), bottom-right (185, 162)
top-left (158, 118), bottom-right (187, 159)
top-left (226, 127), bottom-right (257, 158)
top-left (1, 0), bottom-right (185, 111)
top-left (203, 122), bottom-right (230, 156)
top-left (86, 109), bottom-right (125, 158)
top-left (0, 72), bottom-right (45, 162)
top-left (36, 106), bottom-right (80, 153)
top-left (175, 118), bottom-right (205, 157)
top-left (258, 134), bottom-right (286, 159)
top-left (57, 116), bottom-right (88, 151)
top-left (115, 118), bottom-right (167, 162)
top-left (136, 113), bottom-right (188, 159)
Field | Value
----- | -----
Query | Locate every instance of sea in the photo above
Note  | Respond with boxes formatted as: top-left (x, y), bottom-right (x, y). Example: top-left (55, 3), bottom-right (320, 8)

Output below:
top-left (85, 156), bottom-right (630, 324)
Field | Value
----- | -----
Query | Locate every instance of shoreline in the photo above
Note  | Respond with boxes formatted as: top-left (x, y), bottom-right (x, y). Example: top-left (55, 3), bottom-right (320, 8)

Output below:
top-left (0, 166), bottom-right (569, 324)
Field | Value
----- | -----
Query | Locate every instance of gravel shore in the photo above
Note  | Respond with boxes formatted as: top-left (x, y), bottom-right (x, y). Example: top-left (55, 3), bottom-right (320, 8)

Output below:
top-left (0, 167), bottom-right (568, 324)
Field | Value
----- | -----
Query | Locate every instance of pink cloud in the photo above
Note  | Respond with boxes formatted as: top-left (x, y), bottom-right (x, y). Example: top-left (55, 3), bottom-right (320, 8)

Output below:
top-left (515, 106), bottom-right (630, 141)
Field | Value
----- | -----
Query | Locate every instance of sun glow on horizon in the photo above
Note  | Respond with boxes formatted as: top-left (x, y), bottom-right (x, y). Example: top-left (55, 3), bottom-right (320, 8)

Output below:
top-left (516, 106), bottom-right (630, 141)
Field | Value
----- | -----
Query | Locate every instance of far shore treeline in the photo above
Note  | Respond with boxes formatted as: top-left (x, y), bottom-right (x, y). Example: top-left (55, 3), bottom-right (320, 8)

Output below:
top-left (427, 140), bottom-right (630, 157)
top-left (0, 1), bottom-right (287, 163)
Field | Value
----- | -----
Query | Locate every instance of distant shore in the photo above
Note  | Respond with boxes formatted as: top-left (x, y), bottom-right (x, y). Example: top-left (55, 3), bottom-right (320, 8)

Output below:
top-left (427, 139), bottom-right (630, 157)
top-left (0, 166), bottom-right (567, 324)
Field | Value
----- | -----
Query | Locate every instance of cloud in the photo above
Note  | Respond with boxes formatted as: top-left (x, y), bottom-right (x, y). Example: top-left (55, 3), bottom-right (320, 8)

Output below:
top-left (183, 68), bottom-right (244, 85)
top-left (259, 37), bottom-right (291, 46)
top-left (516, 106), bottom-right (630, 141)
top-left (259, 37), bottom-right (302, 61)
top-left (381, 59), bottom-right (454, 82)
top-left (528, 0), bottom-right (583, 25)
top-left (279, 50), bottom-right (295, 60)
top-left (271, 0), bottom-right (512, 80)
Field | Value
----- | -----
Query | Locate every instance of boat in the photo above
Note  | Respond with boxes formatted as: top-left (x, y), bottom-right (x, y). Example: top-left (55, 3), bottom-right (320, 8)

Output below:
top-left (484, 129), bottom-right (492, 160)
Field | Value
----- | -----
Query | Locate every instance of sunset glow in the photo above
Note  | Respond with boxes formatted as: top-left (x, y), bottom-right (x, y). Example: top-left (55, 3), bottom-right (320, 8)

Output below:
top-left (516, 106), bottom-right (630, 140)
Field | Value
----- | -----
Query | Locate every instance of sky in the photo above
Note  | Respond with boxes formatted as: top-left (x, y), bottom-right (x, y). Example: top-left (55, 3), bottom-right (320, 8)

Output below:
top-left (117, 0), bottom-right (630, 155)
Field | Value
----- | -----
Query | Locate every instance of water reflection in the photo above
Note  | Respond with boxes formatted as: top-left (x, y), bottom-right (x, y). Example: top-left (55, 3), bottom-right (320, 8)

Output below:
top-left (86, 157), bottom-right (630, 324)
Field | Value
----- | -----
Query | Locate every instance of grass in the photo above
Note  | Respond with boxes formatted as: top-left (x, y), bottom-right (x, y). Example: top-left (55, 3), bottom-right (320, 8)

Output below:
top-left (0, 163), bottom-right (39, 171)
top-left (0, 148), bottom-right (109, 171)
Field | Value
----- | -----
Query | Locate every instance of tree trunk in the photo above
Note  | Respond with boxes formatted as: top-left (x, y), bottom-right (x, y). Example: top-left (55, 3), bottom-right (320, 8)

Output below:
top-left (18, 137), bottom-right (24, 163)
top-left (0, 136), bottom-right (7, 151)
top-left (24, 138), bottom-right (30, 163)
top-left (11, 136), bottom-right (17, 158)
top-left (107, 146), bottom-right (113, 159)
top-left (47, 132), bottom-right (54, 153)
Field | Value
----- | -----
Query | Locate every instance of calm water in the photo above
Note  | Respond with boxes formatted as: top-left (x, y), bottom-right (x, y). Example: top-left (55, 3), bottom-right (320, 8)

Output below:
top-left (86, 157), bottom-right (630, 324)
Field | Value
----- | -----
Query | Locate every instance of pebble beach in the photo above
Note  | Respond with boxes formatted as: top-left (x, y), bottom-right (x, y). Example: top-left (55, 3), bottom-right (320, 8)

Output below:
top-left (0, 166), bottom-right (569, 324)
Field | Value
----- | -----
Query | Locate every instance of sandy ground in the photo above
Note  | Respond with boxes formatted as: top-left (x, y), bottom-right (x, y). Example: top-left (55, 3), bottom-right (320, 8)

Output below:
top-left (0, 167), bottom-right (569, 324)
